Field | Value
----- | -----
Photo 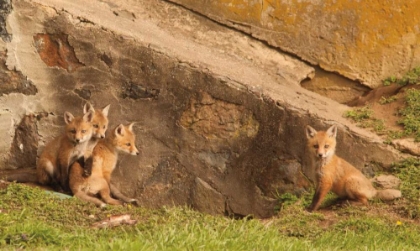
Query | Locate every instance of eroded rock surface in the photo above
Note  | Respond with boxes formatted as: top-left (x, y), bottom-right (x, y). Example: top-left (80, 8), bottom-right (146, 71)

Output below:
top-left (34, 33), bottom-right (84, 72)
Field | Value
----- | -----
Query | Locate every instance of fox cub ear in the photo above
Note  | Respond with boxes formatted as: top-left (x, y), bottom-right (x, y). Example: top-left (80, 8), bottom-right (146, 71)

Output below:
top-left (306, 125), bottom-right (317, 139)
top-left (115, 124), bottom-right (125, 136)
top-left (102, 104), bottom-right (111, 117)
top-left (127, 122), bottom-right (135, 132)
top-left (326, 124), bottom-right (338, 138)
top-left (83, 102), bottom-right (95, 114)
top-left (64, 112), bottom-right (75, 124)
top-left (83, 110), bottom-right (95, 123)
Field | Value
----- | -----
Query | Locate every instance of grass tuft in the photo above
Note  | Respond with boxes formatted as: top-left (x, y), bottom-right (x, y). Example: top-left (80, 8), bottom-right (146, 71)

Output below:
top-left (398, 88), bottom-right (420, 141)
top-left (379, 95), bottom-right (397, 104)
top-left (383, 67), bottom-right (420, 86)
top-left (343, 106), bottom-right (388, 136)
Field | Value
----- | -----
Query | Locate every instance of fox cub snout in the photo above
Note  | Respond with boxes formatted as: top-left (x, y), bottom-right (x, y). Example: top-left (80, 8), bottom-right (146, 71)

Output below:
top-left (305, 124), bottom-right (401, 211)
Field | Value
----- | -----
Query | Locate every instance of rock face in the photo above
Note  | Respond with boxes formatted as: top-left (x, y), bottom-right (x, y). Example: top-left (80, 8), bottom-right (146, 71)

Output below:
top-left (167, 0), bottom-right (420, 88)
top-left (0, 0), bottom-right (405, 218)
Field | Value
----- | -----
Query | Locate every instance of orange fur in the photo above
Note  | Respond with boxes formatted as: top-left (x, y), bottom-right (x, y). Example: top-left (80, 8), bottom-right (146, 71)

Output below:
top-left (306, 124), bottom-right (400, 211)
top-left (36, 111), bottom-right (94, 191)
top-left (69, 123), bottom-right (140, 207)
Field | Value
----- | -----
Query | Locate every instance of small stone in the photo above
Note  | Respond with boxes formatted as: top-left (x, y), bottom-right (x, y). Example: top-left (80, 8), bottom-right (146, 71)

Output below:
top-left (391, 138), bottom-right (420, 156)
top-left (371, 174), bottom-right (401, 189)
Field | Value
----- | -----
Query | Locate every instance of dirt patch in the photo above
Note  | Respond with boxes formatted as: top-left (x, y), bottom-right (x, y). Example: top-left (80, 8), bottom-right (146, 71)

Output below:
top-left (346, 84), bottom-right (420, 133)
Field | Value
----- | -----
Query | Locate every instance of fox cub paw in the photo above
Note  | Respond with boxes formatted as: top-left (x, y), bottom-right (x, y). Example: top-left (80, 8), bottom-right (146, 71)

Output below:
top-left (78, 156), bottom-right (93, 177)
top-left (82, 168), bottom-right (92, 177)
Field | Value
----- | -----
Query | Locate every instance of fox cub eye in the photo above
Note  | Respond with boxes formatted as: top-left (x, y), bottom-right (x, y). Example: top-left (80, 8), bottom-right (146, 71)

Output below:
top-left (81, 130), bottom-right (87, 133)
top-left (70, 129), bottom-right (76, 134)
top-left (126, 143), bottom-right (131, 146)
top-left (313, 144), bottom-right (319, 149)
top-left (325, 145), bottom-right (329, 149)
top-left (93, 124), bottom-right (99, 128)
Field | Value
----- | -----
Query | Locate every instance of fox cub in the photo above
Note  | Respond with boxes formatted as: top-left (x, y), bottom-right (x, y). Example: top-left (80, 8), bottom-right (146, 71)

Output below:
top-left (306, 124), bottom-right (401, 211)
top-left (69, 123), bottom-right (139, 207)
top-left (82, 103), bottom-right (110, 176)
top-left (37, 110), bottom-right (94, 191)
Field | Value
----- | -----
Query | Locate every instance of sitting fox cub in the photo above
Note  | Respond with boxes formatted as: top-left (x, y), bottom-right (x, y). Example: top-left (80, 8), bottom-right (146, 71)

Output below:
top-left (83, 102), bottom-right (110, 156)
top-left (306, 124), bottom-right (401, 211)
top-left (37, 110), bottom-right (94, 191)
top-left (81, 102), bottom-right (110, 177)
top-left (69, 123), bottom-right (139, 207)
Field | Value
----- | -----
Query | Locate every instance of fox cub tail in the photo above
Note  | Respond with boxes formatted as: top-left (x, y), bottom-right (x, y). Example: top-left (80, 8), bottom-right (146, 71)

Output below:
top-left (375, 189), bottom-right (401, 201)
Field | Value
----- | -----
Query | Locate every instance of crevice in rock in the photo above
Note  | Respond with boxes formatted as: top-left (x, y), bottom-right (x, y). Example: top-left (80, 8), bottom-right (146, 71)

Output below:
top-left (301, 66), bottom-right (371, 105)
top-left (99, 53), bottom-right (113, 68)
top-left (121, 80), bottom-right (160, 100)
top-left (74, 88), bottom-right (92, 100)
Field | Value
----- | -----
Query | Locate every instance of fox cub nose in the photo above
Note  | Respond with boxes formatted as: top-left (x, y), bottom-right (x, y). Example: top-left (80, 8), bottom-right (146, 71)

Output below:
top-left (318, 153), bottom-right (324, 157)
top-left (75, 139), bottom-right (80, 143)
top-left (100, 135), bottom-right (105, 139)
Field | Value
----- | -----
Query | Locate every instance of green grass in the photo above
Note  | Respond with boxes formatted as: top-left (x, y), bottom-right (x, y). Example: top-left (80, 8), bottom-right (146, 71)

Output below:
top-left (391, 157), bottom-right (420, 218)
top-left (383, 67), bottom-right (420, 86)
top-left (379, 95), bottom-right (397, 104)
top-left (398, 88), bottom-right (420, 141)
top-left (1, 183), bottom-right (420, 250)
top-left (343, 106), bottom-right (388, 135)
top-left (344, 106), bottom-right (373, 122)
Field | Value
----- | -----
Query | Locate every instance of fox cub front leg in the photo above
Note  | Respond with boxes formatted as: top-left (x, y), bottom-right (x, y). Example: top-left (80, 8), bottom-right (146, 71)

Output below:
top-left (308, 181), bottom-right (332, 211)
top-left (81, 157), bottom-right (93, 178)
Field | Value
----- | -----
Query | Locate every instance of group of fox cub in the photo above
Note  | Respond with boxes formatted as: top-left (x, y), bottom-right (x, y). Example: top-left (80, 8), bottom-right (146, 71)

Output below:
top-left (34, 101), bottom-right (401, 210)
top-left (36, 103), bottom-right (139, 208)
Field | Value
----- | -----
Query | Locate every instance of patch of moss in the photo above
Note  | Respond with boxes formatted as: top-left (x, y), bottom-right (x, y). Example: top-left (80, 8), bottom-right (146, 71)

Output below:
top-left (344, 106), bottom-right (373, 122)
top-left (379, 95), bottom-right (397, 104)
